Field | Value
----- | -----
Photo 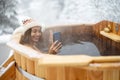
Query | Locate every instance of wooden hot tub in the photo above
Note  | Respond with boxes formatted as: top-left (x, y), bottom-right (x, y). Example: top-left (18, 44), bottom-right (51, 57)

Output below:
top-left (1, 20), bottom-right (120, 80)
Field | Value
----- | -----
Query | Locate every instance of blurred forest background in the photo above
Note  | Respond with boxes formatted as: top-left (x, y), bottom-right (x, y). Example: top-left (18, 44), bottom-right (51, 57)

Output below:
top-left (0, 0), bottom-right (19, 35)
top-left (0, 0), bottom-right (120, 35)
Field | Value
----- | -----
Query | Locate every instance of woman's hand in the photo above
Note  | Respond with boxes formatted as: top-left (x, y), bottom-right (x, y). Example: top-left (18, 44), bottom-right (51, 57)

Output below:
top-left (48, 40), bottom-right (62, 54)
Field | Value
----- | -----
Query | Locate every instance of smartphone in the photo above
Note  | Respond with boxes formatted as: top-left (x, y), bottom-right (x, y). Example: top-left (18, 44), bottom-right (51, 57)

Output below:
top-left (53, 32), bottom-right (62, 42)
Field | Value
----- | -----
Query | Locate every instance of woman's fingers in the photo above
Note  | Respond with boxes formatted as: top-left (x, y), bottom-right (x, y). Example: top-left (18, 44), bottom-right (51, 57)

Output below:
top-left (50, 40), bottom-right (58, 49)
top-left (54, 44), bottom-right (62, 52)
top-left (49, 40), bottom-right (62, 54)
top-left (53, 42), bottom-right (62, 52)
top-left (50, 40), bottom-right (61, 49)
top-left (53, 42), bottom-right (62, 51)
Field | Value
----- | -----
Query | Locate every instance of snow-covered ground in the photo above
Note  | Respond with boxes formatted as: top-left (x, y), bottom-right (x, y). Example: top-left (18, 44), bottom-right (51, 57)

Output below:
top-left (0, 35), bottom-right (11, 44)
top-left (0, 35), bottom-right (11, 65)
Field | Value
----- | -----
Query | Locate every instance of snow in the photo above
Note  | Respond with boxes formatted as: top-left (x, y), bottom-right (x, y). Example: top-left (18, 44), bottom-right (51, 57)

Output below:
top-left (0, 35), bottom-right (12, 65)
top-left (18, 0), bottom-right (120, 27)
top-left (0, 35), bottom-right (11, 44)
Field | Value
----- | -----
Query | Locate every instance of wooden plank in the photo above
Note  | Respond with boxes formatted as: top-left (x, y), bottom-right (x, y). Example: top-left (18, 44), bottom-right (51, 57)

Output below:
top-left (14, 51), bottom-right (21, 67)
top-left (16, 66), bottom-right (28, 80)
top-left (26, 58), bottom-right (35, 75)
top-left (16, 67), bottom-right (22, 80)
top-left (36, 66), bottom-right (46, 78)
top-left (2, 55), bottom-right (14, 67)
top-left (118, 24), bottom-right (120, 35)
top-left (38, 55), bottom-right (93, 66)
top-left (100, 31), bottom-right (120, 42)
top-left (93, 56), bottom-right (120, 63)
top-left (89, 62), bottom-right (120, 70)
top-left (87, 70), bottom-right (103, 80)
top-left (21, 56), bottom-right (27, 71)
top-left (0, 61), bottom-right (16, 80)
top-left (56, 66), bottom-right (66, 80)
top-left (45, 67), bottom-right (58, 80)
top-left (103, 70), bottom-right (120, 80)
top-left (112, 23), bottom-right (117, 34)
top-left (66, 67), bottom-right (87, 80)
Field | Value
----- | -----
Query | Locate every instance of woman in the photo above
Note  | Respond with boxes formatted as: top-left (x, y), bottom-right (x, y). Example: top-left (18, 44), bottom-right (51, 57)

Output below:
top-left (13, 18), bottom-right (62, 54)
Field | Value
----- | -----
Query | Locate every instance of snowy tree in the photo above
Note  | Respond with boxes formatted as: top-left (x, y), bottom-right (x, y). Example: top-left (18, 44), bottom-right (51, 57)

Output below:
top-left (0, 0), bottom-right (19, 34)
top-left (92, 0), bottom-right (120, 23)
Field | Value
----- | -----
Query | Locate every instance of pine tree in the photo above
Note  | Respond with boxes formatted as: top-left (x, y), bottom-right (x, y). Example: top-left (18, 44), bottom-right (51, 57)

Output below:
top-left (0, 0), bottom-right (19, 34)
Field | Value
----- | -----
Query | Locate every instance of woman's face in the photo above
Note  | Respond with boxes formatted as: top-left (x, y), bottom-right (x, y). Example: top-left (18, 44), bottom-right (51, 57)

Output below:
top-left (31, 26), bottom-right (42, 43)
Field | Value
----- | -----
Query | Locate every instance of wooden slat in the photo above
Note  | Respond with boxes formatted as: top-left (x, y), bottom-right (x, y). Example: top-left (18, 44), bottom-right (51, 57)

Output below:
top-left (38, 55), bottom-right (93, 66)
top-left (2, 55), bottom-right (14, 67)
top-left (14, 51), bottom-right (21, 67)
top-left (118, 24), bottom-right (120, 35)
top-left (112, 23), bottom-right (117, 34)
top-left (21, 56), bottom-right (27, 71)
top-left (100, 31), bottom-right (120, 42)
top-left (26, 58), bottom-right (35, 75)
top-left (93, 56), bottom-right (120, 63)
top-left (0, 61), bottom-right (16, 80)
top-left (16, 67), bottom-right (28, 80)
top-left (103, 70), bottom-right (120, 80)
top-left (88, 63), bottom-right (120, 70)
top-left (65, 67), bottom-right (87, 80)
top-left (87, 70), bottom-right (103, 80)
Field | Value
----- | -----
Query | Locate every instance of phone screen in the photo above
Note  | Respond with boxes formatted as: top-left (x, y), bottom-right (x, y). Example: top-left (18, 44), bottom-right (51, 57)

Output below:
top-left (53, 32), bottom-right (62, 42)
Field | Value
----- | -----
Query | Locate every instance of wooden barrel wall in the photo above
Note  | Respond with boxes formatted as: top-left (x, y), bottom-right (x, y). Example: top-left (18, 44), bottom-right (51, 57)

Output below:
top-left (92, 20), bottom-right (120, 55)
top-left (5, 20), bottom-right (120, 80)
